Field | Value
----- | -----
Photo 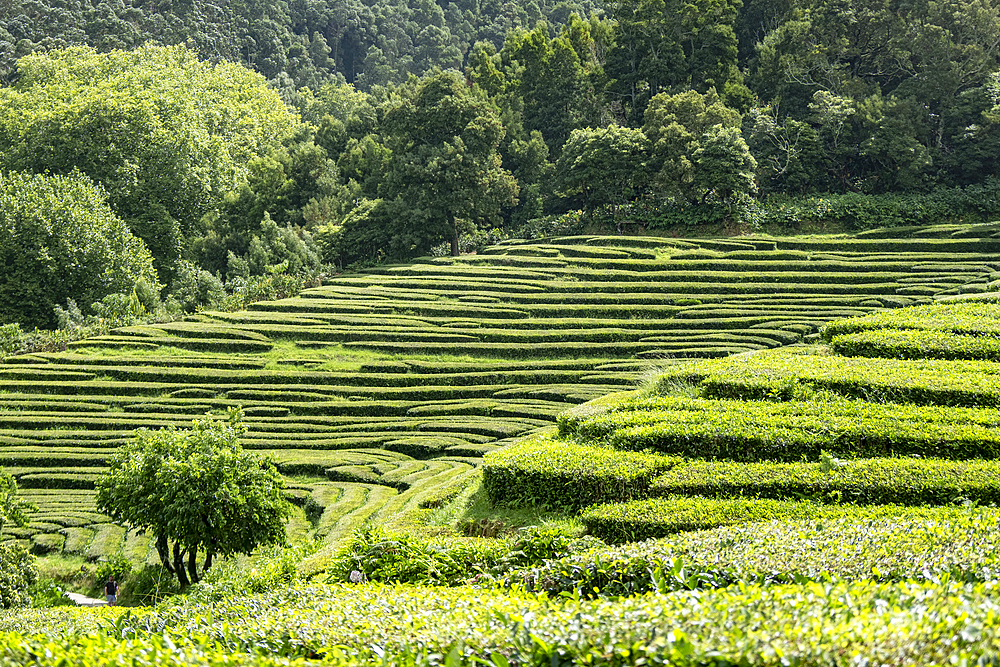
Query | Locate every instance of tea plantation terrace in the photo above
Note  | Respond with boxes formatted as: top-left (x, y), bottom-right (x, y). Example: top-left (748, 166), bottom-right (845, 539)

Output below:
top-left (2, 233), bottom-right (999, 564)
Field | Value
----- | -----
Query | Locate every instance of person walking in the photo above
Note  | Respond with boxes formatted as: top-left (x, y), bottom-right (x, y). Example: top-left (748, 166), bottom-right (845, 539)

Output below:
top-left (105, 575), bottom-right (118, 606)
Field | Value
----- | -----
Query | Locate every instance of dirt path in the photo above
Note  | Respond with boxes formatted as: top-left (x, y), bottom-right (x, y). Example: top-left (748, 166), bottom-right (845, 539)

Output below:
top-left (65, 592), bottom-right (107, 607)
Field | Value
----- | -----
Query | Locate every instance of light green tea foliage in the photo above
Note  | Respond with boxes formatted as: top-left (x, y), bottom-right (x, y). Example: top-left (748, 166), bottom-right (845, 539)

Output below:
top-left (3, 580), bottom-right (1000, 665)
top-left (822, 301), bottom-right (1000, 339)
top-left (483, 436), bottom-right (681, 508)
top-left (831, 328), bottom-right (1000, 361)
top-left (560, 394), bottom-right (1000, 461)
top-left (655, 349), bottom-right (1000, 405)
top-left (524, 506), bottom-right (1000, 596)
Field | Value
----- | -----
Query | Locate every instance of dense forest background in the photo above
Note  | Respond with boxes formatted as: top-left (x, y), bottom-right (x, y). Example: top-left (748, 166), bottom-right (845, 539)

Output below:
top-left (4, 0), bottom-right (1000, 332)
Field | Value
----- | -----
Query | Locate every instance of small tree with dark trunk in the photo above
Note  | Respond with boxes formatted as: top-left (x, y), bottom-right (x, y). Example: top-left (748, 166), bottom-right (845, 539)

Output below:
top-left (95, 408), bottom-right (290, 588)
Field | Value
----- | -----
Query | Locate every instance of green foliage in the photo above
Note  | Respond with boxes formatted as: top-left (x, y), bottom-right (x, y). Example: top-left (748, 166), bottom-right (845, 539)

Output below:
top-left (652, 457), bottom-right (1000, 506)
top-left (28, 579), bottom-right (74, 608)
top-left (564, 392), bottom-right (1000, 461)
top-left (0, 543), bottom-right (36, 609)
top-left (831, 328), bottom-right (1000, 361)
top-left (655, 348), bottom-right (1000, 407)
top-left (516, 506), bottom-right (1000, 597)
top-left (822, 301), bottom-right (1000, 339)
top-left (95, 409), bottom-right (292, 587)
top-left (120, 565), bottom-right (181, 606)
top-left (94, 553), bottom-right (133, 585)
top-left (0, 170), bottom-right (159, 329)
top-left (8, 580), bottom-right (1000, 666)
top-left (380, 71), bottom-right (518, 257)
top-left (582, 495), bottom-right (823, 542)
top-left (482, 436), bottom-right (681, 509)
top-left (327, 525), bottom-right (509, 586)
top-left (0, 45), bottom-right (299, 272)
top-left (554, 125), bottom-right (650, 216)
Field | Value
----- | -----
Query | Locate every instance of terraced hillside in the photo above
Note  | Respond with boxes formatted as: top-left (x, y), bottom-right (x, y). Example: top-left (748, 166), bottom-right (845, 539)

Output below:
top-left (2, 234), bottom-right (999, 563)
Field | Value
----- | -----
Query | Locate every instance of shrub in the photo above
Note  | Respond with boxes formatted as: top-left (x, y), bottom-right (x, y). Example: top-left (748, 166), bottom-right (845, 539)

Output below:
top-left (581, 495), bottom-right (823, 542)
top-left (482, 437), bottom-right (681, 509)
top-left (651, 457), bottom-right (1000, 506)
top-left (0, 543), bottom-right (36, 608)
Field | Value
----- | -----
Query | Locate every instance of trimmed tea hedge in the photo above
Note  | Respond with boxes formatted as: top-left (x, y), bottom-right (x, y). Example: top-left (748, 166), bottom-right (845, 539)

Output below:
top-left (518, 506), bottom-right (1000, 596)
top-left (830, 328), bottom-right (1000, 361)
top-left (581, 495), bottom-right (823, 542)
top-left (482, 437), bottom-right (681, 509)
top-left (651, 456), bottom-right (1000, 505)
top-left (562, 395), bottom-right (1000, 461)
top-left (655, 349), bottom-right (1000, 406)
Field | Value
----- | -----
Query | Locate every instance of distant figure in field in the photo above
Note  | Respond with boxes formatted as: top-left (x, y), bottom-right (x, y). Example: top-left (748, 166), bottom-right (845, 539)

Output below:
top-left (105, 575), bottom-right (118, 606)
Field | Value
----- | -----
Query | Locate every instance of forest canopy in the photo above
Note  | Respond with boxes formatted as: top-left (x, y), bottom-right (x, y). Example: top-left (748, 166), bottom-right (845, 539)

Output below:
top-left (4, 0), bottom-right (1000, 331)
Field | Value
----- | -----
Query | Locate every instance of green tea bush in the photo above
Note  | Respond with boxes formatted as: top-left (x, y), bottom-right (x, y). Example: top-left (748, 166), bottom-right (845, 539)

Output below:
top-left (518, 506), bottom-right (1000, 597)
top-left (822, 301), bottom-right (1000, 339)
top-left (564, 395), bottom-right (1000, 461)
top-left (830, 328), bottom-right (1000, 361)
top-left (581, 495), bottom-right (823, 542)
top-left (651, 456), bottom-right (1000, 505)
top-left (654, 349), bottom-right (1000, 406)
top-left (482, 437), bottom-right (681, 509)
top-left (326, 525), bottom-right (510, 586)
top-left (0, 543), bottom-right (36, 608)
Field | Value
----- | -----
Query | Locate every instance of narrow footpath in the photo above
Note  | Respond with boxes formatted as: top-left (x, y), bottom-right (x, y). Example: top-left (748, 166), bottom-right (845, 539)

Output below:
top-left (65, 592), bottom-right (106, 607)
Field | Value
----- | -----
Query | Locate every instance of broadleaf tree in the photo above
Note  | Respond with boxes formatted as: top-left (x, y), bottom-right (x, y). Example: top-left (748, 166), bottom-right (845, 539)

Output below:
top-left (0, 44), bottom-right (300, 275)
top-left (380, 70), bottom-right (518, 256)
top-left (0, 169), bottom-right (159, 329)
top-left (95, 409), bottom-right (291, 588)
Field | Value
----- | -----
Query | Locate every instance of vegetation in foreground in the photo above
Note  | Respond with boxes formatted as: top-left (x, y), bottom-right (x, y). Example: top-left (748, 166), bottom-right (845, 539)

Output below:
top-left (0, 265), bottom-right (998, 664)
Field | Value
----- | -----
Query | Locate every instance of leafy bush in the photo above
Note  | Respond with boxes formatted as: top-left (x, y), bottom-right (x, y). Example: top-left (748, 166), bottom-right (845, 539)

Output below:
top-left (651, 456), bottom-right (1000, 506)
top-left (326, 525), bottom-right (510, 586)
top-left (516, 506), bottom-right (1000, 597)
top-left (581, 495), bottom-right (823, 542)
top-left (0, 543), bottom-right (36, 608)
top-left (830, 328), bottom-right (1000, 361)
top-left (119, 565), bottom-right (180, 606)
top-left (821, 301), bottom-right (1000, 339)
top-left (0, 170), bottom-right (159, 329)
top-left (482, 437), bottom-right (681, 509)
top-left (94, 553), bottom-right (132, 585)
top-left (653, 349), bottom-right (1000, 407)
top-left (564, 394), bottom-right (1000, 461)
top-left (28, 579), bottom-right (74, 608)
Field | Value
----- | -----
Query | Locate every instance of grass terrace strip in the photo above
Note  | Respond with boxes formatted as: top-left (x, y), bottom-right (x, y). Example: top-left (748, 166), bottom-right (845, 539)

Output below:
top-left (482, 437), bottom-right (681, 509)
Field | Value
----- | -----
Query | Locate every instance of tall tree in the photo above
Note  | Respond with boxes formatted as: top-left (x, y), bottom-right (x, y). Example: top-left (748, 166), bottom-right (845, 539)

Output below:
top-left (0, 44), bottom-right (300, 275)
top-left (555, 125), bottom-right (650, 217)
top-left (380, 70), bottom-right (518, 255)
top-left (605, 0), bottom-right (742, 123)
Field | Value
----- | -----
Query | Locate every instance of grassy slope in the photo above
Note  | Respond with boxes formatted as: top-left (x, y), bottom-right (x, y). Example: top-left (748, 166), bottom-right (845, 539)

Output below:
top-left (0, 234), bottom-right (996, 557)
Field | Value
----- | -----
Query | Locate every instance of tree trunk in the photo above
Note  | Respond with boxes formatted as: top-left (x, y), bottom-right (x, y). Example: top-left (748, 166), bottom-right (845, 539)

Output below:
top-left (187, 548), bottom-right (200, 584)
top-left (173, 542), bottom-right (190, 589)
top-left (449, 213), bottom-right (459, 256)
top-left (156, 534), bottom-right (175, 575)
top-left (204, 550), bottom-right (214, 573)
